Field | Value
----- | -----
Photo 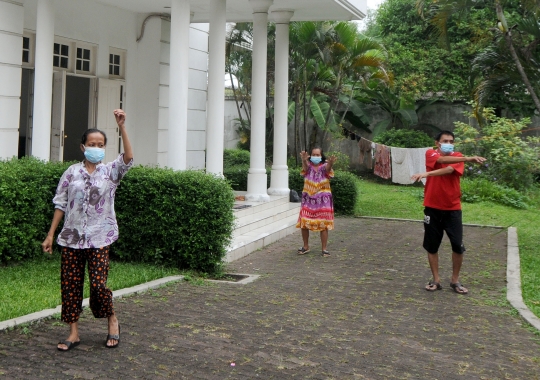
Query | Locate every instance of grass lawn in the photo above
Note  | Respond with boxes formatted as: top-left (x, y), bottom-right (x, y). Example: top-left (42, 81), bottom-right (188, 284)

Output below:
top-left (355, 176), bottom-right (540, 318)
top-left (0, 254), bottom-right (180, 322)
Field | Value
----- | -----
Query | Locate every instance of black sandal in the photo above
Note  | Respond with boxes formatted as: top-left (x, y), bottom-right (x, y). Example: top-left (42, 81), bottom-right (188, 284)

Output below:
top-left (297, 247), bottom-right (310, 255)
top-left (105, 324), bottom-right (121, 348)
top-left (57, 340), bottom-right (80, 351)
top-left (450, 282), bottom-right (468, 294)
top-left (322, 250), bottom-right (330, 257)
top-left (425, 281), bottom-right (442, 291)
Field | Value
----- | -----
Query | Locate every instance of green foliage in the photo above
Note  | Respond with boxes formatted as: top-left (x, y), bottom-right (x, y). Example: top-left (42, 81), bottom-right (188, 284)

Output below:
top-left (461, 178), bottom-right (530, 209)
top-left (114, 167), bottom-right (235, 273)
top-left (0, 157), bottom-right (72, 263)
top-left (223, 149), bottom-right (250, 167)
top-left (223, 164), bottom-right (250, 191)
top-left (0, 159), bottom-right (235, 273)
top-left (326, 151), bottom-right (351, 172)
top-left (454, 105), bottom-right (540, 191)
top-left (288, 168), bottom-right (359, 215)
top-left (373, 128), bottom-right (434, 148)
top-left (366, 0), bottom-right (494, 101)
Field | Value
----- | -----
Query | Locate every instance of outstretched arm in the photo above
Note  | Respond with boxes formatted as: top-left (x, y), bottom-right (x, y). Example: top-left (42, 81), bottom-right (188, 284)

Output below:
top-left (411, 166), bottom-right (455, 182)
top-left (114, 109), bottom-right (133, 164)
top-left (437, 155), bottom-right (486, 164)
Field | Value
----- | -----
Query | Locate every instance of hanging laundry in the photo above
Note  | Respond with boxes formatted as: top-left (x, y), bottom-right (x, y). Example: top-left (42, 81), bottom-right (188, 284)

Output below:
top-left (373, 143), bottom-right (392, 179)
top-left (358, 137), bottom-right (373, 169)
top-left (409, 147), bottom-right (431, 185)
top-left (390, 147), bottom-right (413, 184)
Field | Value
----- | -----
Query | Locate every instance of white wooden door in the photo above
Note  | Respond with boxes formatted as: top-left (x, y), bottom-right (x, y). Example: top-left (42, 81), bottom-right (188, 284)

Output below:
top-left (50, 70), bottom-right (66, 162)
top-left (97, 79), bottom-right (124, 163)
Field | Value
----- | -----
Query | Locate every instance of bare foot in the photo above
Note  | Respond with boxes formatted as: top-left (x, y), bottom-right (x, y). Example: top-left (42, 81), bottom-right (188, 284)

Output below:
top-left (106, 315), bottom-right (120, 348)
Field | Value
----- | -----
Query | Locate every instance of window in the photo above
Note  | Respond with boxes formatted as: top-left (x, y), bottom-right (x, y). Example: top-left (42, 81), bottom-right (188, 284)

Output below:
top-left (53, 43), bottom-right (69, 69)
top-left (76, 47), bottom-right (91, 72)
top-left (22, 37), bottom-right (30, 63)
top-left (109, 53), bottom-right (121, 76)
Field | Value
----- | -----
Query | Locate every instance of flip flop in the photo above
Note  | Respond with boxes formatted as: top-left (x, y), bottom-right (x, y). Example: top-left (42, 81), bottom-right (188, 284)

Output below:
top-left (297, 247), bottom-right (310, 255)
top-left (57, 340), bottom-right (80, 351)
top-left (321, 250), bottom-right (331, 257)
top-left (105, 324), bottom-right (121, 348)
top-left (425, 281), bottom-right (442, 291)
top-left (450, 282), bottom-right (468, 294)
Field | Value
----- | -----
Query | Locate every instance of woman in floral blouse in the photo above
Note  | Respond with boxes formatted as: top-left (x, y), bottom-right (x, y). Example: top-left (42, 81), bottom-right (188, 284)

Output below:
top-left (42, 109), bottom-right (133, 351)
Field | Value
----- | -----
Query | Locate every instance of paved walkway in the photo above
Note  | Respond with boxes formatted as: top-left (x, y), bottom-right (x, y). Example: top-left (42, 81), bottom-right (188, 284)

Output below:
top-left (0, 218), bottom-right (539, 379)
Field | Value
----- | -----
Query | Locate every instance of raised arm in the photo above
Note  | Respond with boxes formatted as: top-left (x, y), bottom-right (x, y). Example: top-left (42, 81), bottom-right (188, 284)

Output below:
top-left (114, 109), bottom-right (133, 164)
top-left (300, 151), bottom-right (310, 172)
top-left (326, 155), bottom-right (337, 172)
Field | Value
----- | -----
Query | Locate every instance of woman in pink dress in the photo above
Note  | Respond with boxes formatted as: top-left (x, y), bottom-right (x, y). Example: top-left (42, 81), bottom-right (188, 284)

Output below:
top-left (296, 147), bottom-right (337, 257)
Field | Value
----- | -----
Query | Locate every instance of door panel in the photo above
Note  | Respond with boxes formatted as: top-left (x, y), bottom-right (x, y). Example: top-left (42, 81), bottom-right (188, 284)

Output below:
top-left (97, 79), bottom-right (124, 163)
top-left (50, 71), bottom-right (66, 162)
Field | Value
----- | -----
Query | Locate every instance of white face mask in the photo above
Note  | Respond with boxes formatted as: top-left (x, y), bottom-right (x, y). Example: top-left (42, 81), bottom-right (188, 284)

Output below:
top-left (84, 147), bottom-right (105, 163)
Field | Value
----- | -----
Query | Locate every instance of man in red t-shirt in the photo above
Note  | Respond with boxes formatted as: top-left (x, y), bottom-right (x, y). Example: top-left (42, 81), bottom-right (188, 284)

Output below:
top-left (411, 131), bottom-right (486, 294)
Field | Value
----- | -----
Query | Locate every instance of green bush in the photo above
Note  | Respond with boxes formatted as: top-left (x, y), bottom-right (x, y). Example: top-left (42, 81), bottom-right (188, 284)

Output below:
top-left (223, 164), bottom-right (250, 191)
top-left (223, 149), bottom-right (250, 167)
top-left (374, 128), bottom-right (433, 148)
top-left (454, 105), bottom-right (540, 191)
top-left (0, 157), bottom-right (72, 263)
top-left (0, 159), bottom-right (235, 273)
top-left (461, 178), bottom-right (530, 209)
top-left (114, 167), bottom-right (234, 273)
top-left (289, 168), bottom-right (359, 215)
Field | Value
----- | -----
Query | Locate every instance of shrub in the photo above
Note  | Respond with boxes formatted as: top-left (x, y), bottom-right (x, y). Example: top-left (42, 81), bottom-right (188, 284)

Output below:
top-left (223, 164), bottom-right (250, 191)
top-left (374, 128), bottom-right (433, 148)
top-left (0, 157), bottom-right (72, 263)
top-left (326, 151), bottom-right (351, 172)
top-left (0, 159), bottom-right (235, 273)
top-left (223, 149), bottom-right (250, 167)
top-left (454, 105), bottom-right (540, 191)
top-left (289, 168), bottom-right (359, 215)
top-left (461, 178), bottom-right (530, 209)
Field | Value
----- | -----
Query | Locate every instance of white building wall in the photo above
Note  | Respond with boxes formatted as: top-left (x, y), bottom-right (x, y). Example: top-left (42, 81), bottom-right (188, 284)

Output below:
top-left (158, 21), bottom-right (209, 169)
top-left (224, 99), bottom-right (241, 149)
top-left (0, 0), bottom-right (24, 160)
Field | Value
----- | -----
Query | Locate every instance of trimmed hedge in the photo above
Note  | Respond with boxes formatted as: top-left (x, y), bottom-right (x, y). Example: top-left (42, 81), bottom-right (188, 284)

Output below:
top-left (0, 158), bottom-right (235, 273)
top-left (288, 168), bottom-right (359, 215)
top-left (224, 149), bottom-right (250, 167)
top-left (0, 157), bottom-right (72, 263)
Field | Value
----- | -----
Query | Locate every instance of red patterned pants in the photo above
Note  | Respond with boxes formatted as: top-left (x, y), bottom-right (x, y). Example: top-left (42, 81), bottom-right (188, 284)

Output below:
top-left (60, 246), bottom-right (114, 323)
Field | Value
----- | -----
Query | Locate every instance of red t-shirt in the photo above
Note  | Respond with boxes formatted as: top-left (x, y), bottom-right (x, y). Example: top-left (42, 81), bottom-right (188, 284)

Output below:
top-left (423, 149), bottom-right (464, 210)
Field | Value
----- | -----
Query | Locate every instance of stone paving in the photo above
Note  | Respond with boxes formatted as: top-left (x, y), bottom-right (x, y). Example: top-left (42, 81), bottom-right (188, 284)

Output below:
top-left (0, 218), bottom-right (539, 379)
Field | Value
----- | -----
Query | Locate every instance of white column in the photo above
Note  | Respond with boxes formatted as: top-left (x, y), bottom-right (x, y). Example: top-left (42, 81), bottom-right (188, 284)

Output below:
top-left (0, 0), bottom-right (24, 160)
top-left (31, 0), bottom-right (55, 161)
top-left (246, 0), bottom-right (273, 202)
top-left (168, 0), bottom-right (191, 170)
top-left (268, 10), bottom-right (293, 196)
top-left (206, 0), bottom-right (227, 175)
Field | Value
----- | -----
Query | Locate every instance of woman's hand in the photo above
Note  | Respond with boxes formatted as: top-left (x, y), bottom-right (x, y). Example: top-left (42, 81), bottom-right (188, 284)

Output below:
top-left (42, 235), bottom-right (54, 254)
top-left (114, 109), bottom-right (126, 127)
top-left (300, 151), bottom-right (310, 162)
top-left (327, 155), bottom-right (338, 165)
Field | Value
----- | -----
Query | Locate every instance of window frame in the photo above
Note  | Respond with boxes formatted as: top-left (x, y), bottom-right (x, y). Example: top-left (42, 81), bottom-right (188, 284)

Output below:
top-left (108, 47), bottom-right (126, 79)
top-left (22, 31), bottom-right (35, 67)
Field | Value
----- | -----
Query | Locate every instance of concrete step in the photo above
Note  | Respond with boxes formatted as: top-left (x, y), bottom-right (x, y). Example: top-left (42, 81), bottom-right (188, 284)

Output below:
top-left (233, 202), bottom-right (299, 236)
top-left (225, 212), bottom-right (299, 262)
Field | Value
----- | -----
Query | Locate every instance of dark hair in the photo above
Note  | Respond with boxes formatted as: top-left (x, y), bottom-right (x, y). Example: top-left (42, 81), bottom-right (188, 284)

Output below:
top-left (81, 129), bottom-right (107, 145)
top-left (310, 146), bottom-right (327, 163)
top-left (434, 130), bottom-right (455, 142)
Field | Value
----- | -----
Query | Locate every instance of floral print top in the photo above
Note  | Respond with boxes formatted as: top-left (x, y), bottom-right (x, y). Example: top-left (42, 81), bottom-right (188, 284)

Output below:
top-left (53, 154), bottom-right (133, 249)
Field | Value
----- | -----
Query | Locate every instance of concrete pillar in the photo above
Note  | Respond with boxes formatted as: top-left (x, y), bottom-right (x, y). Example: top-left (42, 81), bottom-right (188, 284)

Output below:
top-left (246, 0), bottom-right (273, 202)
top-left (206, 0), bottom-right (227, 175)
top-left (268, 10), bottom-right (293, 196)
top-left (168, 0), bottom-right (191, 170)
top-left (0, 0), bottom-right (24, 159)
top-left (31, 0), bottom-right (55, 161)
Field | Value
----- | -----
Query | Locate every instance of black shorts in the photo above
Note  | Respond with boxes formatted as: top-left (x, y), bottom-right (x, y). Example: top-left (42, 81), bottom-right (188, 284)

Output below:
top-left (423, 207), bottom-right (466, 254)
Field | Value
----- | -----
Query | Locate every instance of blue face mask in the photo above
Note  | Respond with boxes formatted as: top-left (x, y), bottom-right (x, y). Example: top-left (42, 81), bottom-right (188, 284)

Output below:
top-left (440, 143), bottom-right (454, 154)
top-left (84, 147), bottom-right (105, 163)
top-left (310, 156), bottom-right (322, 164)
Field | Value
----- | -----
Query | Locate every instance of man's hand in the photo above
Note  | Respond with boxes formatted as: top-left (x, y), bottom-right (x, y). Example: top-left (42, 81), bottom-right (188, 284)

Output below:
top-left (41, 235), bottom-right (53, 254)
top-left (114, 109), bottom-right (126, 127)
top-left (411, 172), bottom-right (428, 182)
top-left (327, 155), bottom-right (338, 165)
top-left (466, 156), bottom-right (486, 164)
top-left (300, 151), bottom-right (309, 162)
